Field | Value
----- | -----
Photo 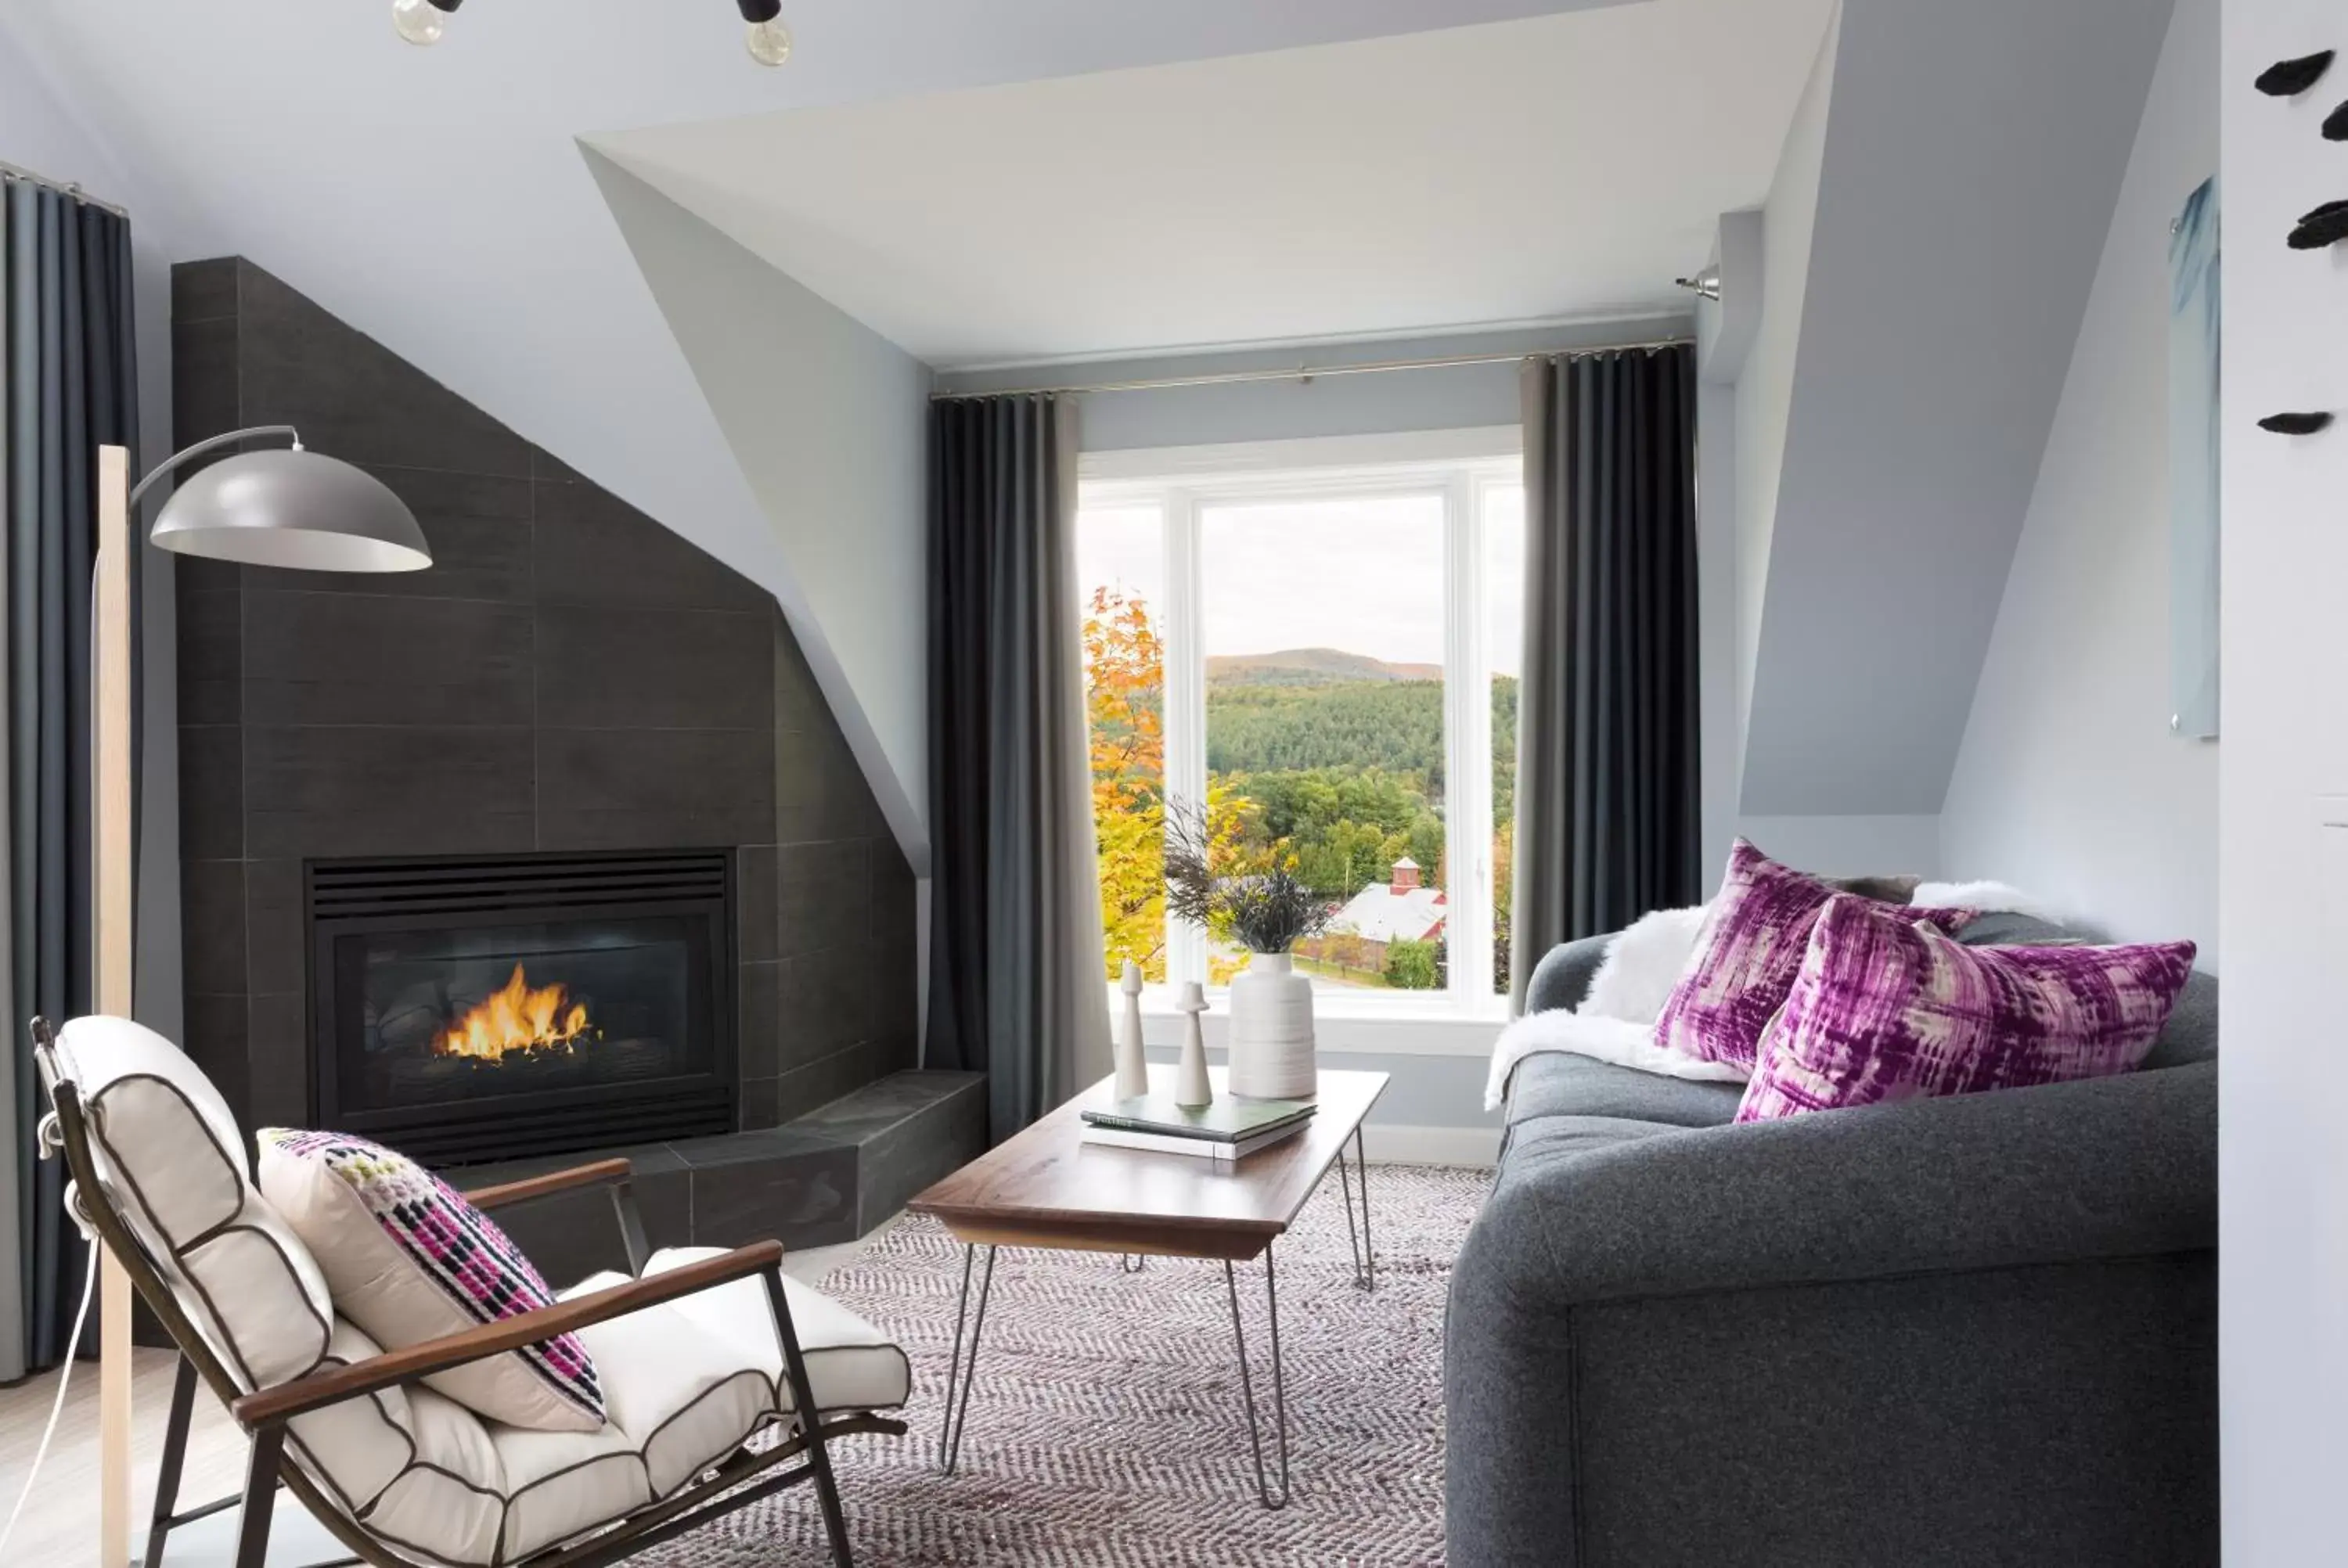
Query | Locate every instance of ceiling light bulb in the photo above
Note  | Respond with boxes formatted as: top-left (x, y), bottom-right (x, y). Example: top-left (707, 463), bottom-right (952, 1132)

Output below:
top-left (744, 16), bottom-right (793, 67)
top-left (391, 0), bottom-right (453, 46)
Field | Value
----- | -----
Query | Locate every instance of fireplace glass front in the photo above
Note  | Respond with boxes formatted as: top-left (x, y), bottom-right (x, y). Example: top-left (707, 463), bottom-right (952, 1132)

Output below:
top-left (310, 854), bottom-right (735, 1164)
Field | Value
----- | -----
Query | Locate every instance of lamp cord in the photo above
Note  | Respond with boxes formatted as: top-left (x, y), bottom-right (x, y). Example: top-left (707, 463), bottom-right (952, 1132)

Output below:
top-left (0, 1235), bottom-right (101, 1558)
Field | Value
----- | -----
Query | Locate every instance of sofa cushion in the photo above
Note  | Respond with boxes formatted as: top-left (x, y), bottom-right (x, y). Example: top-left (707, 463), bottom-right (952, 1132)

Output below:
top-left (1506, 1052), bottom-right (1742, 1131)
top-left (2144, 970), bottom-right (2218, 1068)
top-left (259, 1128), bottom-right (605, 1432)
top-left (1739, 897), bottom-right (2197, 1122)
top-left (1498, 1113), bottom-right (1686, 1172)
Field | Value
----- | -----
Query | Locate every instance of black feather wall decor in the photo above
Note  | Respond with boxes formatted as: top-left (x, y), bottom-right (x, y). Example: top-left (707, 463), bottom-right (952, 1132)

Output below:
top-left (2257, 412), bottom-right (2335, 436)
top-left (2287, 198), bottom-right (2348, 250)
top-left (2256, 50), bottom-right (2335, 96)
top-left (2325, 99), bottom-right (2348, 140)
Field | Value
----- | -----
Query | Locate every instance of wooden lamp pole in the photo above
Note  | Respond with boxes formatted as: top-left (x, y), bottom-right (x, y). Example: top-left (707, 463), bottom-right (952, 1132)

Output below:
top-left (83, 433), bottom-right (429, 1565)
top-left (94, 444), bottom-right (135, 1568)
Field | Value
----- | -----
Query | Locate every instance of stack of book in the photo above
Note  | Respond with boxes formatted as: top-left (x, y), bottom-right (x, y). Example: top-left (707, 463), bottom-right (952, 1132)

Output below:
top-left (1080, 1092), bottom-right (1316, 1162)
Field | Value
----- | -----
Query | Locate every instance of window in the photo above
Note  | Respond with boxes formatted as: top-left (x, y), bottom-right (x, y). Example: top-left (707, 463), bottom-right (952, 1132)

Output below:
top-left (1077, 432), bottom-right (1524, 1016)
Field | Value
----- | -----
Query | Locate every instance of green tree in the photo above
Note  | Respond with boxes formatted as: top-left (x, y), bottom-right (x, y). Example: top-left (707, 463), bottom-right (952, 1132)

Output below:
top-left (1385, 938), bottom-right (1440, 991)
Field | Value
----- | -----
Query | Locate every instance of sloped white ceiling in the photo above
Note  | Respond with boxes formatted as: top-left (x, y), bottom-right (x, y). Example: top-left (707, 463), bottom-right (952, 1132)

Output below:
top-left (0, 0), bottom-right (1631, 866)
top-left (592, 0), bottom-right (1836, 368)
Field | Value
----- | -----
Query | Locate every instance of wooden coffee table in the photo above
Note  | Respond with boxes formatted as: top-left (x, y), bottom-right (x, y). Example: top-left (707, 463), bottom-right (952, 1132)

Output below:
top-left (906, 1065), bottom-right (1389, 1509)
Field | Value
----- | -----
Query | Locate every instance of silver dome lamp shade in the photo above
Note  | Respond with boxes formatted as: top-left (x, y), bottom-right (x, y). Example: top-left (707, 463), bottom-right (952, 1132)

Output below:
top-left (135, 426), bottom-right (431, 574)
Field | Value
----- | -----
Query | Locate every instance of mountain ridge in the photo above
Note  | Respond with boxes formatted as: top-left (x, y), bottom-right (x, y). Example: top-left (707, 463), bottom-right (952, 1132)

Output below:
top-left (1207, 647), bottom-right (1442, 686)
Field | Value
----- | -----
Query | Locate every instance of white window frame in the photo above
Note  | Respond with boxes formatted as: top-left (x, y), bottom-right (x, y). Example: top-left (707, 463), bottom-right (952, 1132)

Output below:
top-left (1079, 427), bottom-right (1523, 1046)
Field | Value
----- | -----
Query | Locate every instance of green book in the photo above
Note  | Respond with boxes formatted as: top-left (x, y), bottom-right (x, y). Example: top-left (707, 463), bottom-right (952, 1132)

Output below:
top-left (1081, 1091), bottom-right (1316, 1144)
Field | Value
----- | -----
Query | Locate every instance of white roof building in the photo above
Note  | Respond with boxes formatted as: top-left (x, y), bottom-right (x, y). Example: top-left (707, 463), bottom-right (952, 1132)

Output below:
top-left (1327, 857), bottom-right (1447, 945)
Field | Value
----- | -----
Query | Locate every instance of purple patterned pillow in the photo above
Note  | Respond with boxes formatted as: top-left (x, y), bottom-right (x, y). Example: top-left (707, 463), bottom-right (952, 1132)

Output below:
top-left (1655, 840), bottom-right (1973, 1070)
top-left (1737, 896), bottom-right (2196, 1122)
top-left (258, 1127), bottom-right (604, 1431)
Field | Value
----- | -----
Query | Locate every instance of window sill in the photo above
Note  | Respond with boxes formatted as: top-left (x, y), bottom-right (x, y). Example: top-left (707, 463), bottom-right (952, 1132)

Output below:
top-left (1123, 988), bottom-right (1504, 1059)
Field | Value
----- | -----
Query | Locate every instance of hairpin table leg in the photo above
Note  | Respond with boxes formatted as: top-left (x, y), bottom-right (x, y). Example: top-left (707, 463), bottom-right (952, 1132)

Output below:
top-left (937, 1244), bottom-right (995, 1475)
top-left (1336, 1126), bottom-right (1376, 1292)
top-left (1224, 1248), bottom-right (1291, 1509)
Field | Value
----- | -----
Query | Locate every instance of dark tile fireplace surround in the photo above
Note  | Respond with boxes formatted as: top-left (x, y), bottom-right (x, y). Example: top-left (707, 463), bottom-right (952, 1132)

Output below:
top-left (170, 257), bottom-right (980, 1278)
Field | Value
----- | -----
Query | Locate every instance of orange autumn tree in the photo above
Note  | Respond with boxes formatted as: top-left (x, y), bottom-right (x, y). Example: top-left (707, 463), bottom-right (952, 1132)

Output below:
top-left (1084, 587), bottom-right (1169, 980)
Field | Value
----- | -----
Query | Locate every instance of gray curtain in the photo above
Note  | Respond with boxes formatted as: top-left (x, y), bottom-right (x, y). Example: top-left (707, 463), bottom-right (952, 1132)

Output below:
top-left (1, 178), bottom-right (138, 1378)
top-left (926, 394), bottom-right (1111, 1142)
top-left (1511, 346), bottom-right (1699, 1012)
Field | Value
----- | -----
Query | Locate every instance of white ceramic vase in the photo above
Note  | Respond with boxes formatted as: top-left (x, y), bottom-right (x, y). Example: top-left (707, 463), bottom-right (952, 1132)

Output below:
top-left (1226, 951), bottom-right (1316, 1099)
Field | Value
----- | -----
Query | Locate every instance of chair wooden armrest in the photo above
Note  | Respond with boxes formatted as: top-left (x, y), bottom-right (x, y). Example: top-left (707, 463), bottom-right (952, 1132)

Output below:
top-left (230, 1240), bottom-right (784, 1430)
top-left (462, 1156), bottom-right (633, 1211)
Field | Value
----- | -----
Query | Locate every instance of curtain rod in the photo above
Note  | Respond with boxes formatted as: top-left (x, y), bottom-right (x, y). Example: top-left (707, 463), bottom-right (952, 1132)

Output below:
top-left (0, 157), bottom-right (129, 219)
top-left (930, 334), bottom-right (1694, 401)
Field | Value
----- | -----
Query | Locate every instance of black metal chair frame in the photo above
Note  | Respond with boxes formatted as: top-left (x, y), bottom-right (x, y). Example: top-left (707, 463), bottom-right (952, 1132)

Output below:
top-left (31, 1016), bottom-right (905, 1568)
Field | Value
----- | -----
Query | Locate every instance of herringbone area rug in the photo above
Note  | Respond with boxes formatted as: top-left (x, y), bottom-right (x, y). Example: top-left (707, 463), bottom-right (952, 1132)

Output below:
top-left (657, 1161), bottom-right (1486, 1566)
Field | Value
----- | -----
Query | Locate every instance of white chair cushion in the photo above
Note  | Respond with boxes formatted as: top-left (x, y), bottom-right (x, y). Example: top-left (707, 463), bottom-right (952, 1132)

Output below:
top-left (284, 1254), bottom-right (910, 1567)
top-left (54, 1016), bottom-right (334, 1392)
top-left (645, 1247), bottom-right (913, 1416)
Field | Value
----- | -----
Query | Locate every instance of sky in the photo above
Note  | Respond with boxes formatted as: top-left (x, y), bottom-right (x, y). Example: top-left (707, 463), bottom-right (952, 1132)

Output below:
top-left (1078, 487), bottom-right (1524, 677)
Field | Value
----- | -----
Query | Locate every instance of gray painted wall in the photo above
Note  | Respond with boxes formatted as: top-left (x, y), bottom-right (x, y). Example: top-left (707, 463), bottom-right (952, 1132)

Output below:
top-left (0, 36), bottom-right (186, 1048)
top-left (1941, 0), bottom-right (2217, 965)
top-left (1734, 8), bottom-right (1837, 751)
top-left (589, 149), bottom-right (935, 874)
top-left (170, 258), bottom-right (917, 1136)
top-left (1738, 0), bottom-right (2173, 818)
top-left (0, 35), bottom-right (186, 1385)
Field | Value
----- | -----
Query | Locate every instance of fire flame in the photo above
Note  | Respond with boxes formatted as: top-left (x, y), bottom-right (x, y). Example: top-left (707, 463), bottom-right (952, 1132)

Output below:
top-left (437, 964), bottom-right (594, 1062)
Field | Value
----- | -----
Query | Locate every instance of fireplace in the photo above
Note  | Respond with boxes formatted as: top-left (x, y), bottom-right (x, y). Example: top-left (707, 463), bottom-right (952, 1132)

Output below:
top-left (308, 852), bottom-right (736, 1165)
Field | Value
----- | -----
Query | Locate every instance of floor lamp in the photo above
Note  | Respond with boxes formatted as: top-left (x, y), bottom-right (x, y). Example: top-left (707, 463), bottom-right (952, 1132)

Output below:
top-left (90, 428), bottom-right (430, 1567)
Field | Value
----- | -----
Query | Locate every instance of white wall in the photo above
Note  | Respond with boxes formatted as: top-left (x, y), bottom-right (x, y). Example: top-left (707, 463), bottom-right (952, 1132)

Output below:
top-left (2217, 1), bottom-right (2348, 1557)
top-left (1940, 0), bottom-right (2217, 962)
top-left (587, 149), bottom-right (933, 872)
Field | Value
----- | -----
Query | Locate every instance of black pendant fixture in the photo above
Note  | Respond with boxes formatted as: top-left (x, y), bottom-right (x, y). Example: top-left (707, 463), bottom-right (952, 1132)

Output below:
top-left (2255, 50), bottom-right (2334, 97)
top-left (2257, 412), bottom-right (2335, 436)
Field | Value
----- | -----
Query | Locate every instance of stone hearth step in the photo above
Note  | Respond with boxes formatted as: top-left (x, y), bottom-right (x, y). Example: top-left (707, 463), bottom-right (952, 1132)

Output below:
top-left (464, 1069), bottom-right (986, 1286)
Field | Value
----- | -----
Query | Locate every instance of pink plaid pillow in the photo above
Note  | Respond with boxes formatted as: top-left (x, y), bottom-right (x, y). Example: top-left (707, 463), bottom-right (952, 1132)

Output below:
top-left (259, 1128), bottom-right (604, 1431)
top-left (1655, 840), bottom-right (1972, 1070)
top-left (1738, 896), bottom-right (2195, 1121)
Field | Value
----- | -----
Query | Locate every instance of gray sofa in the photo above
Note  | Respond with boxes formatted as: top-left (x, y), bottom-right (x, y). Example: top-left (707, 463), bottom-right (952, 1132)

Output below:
top-left (1446, 912), bottom-right (2217, 1566)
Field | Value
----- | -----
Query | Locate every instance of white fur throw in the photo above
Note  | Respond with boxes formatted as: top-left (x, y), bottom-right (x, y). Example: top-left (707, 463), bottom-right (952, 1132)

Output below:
top-left (1579, 904), bottom-right (1710, 1023)
top-left (1911, 880), bottom-right (2062, 922)
top-left (1485, 903), bottom-right (1740, 1112)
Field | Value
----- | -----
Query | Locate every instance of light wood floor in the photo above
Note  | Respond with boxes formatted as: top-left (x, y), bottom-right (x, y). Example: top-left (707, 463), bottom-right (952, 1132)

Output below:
top-left (0, 1239), bottom-right (875, 1566)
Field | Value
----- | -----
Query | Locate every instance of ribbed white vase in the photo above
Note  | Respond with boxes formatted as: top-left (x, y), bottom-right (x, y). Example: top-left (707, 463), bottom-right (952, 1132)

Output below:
top-left (1226, 951), bottom-right (1317, 1099)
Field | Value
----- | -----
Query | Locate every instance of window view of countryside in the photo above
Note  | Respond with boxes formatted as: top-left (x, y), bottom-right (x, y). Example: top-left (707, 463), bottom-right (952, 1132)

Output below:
top-left (1085, 598), bottom-right (1518, 995)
